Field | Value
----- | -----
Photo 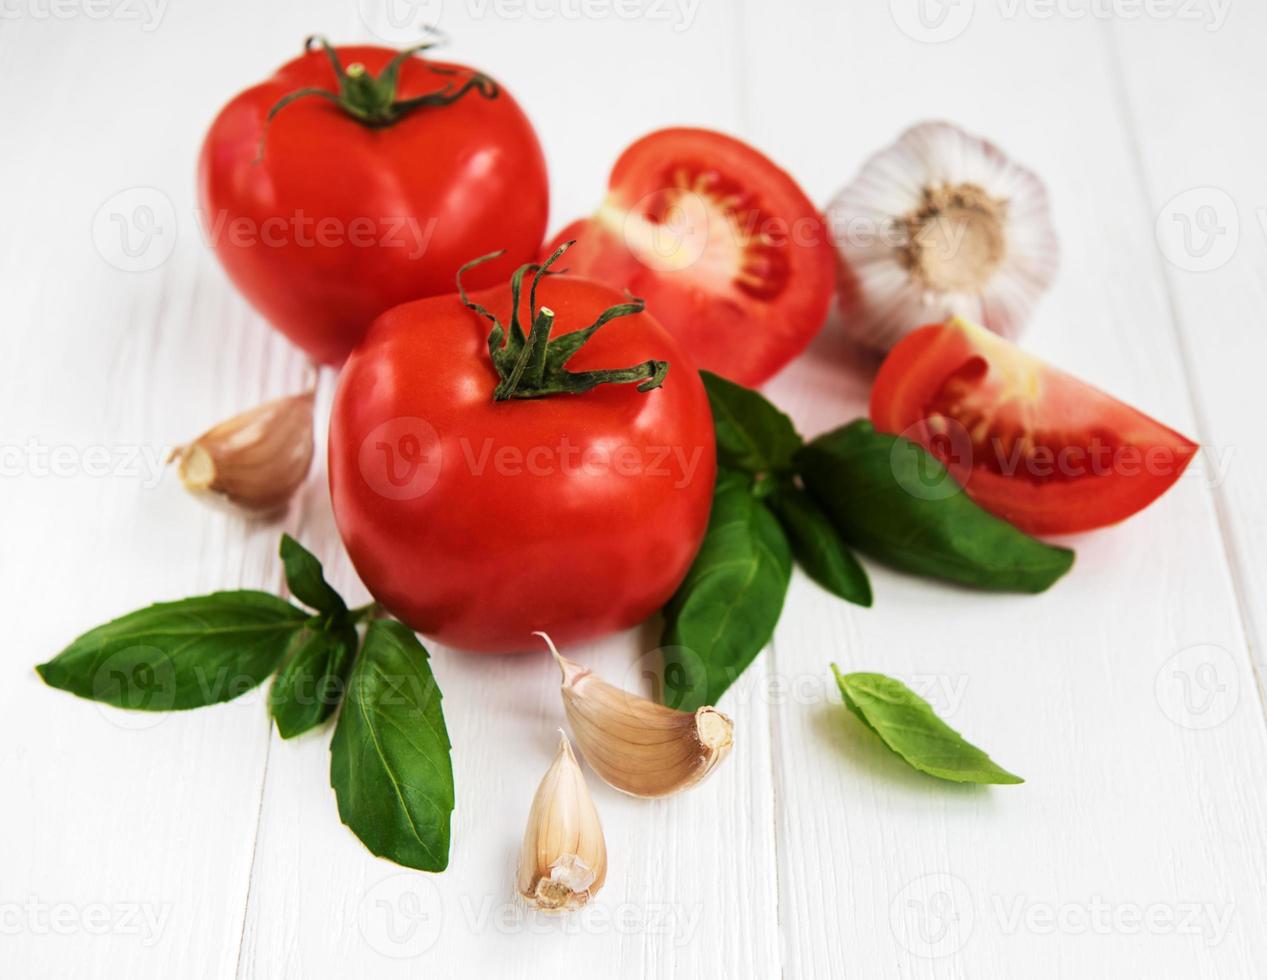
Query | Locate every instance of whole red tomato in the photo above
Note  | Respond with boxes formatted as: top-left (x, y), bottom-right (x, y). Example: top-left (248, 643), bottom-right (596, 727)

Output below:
top-left (198, 38), bottom-right (548, 364)
top-left (329, 246), bottom-right (717, 653)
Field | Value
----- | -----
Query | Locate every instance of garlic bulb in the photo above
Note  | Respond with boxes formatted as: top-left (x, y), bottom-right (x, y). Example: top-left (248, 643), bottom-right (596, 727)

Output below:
top-left (517, 732), bottom-right (608, 912)
top-left (169, 391), bottom-right (314, 513)
top-left (536, 632), bottom-right (733, 798)
top-left (826, 121), bottom-right (1059, 351)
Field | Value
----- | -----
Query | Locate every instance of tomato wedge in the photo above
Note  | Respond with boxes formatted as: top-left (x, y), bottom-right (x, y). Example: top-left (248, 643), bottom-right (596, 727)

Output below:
top-left (544, 128), bottom-right (835, 386)
top-left (870, 318), bottom-right (1198, 534)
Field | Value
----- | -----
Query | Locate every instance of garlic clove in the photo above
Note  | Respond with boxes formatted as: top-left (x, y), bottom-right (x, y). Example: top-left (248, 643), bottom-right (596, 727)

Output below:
top-left (826, 120), bottom-right (1059, 352)
top-left (516, 731), bottom-right (607, 913)
top-left (169, 391), bottom-right (315, 514)
top-left (536, 632), bottom-right (734, 799)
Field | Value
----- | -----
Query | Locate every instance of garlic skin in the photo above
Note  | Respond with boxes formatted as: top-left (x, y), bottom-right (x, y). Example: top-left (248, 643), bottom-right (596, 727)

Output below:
top-left (537, 632), bottom-right (734, 799)
top-left (170, 391), bottom-right (314, 513)
top-left (826, 121), bottom-right (1059, 351)
top-left (517, 732), bottom-right (608, 913)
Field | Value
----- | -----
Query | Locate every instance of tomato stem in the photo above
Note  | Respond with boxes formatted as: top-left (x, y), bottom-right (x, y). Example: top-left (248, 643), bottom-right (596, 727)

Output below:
top-left (458, 241), bottom-right (670, 401)
top-left (255, 34), bottom-right (499, 162)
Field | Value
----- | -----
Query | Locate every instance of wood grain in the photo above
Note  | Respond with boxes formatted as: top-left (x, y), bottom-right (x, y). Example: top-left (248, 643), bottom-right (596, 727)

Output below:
top-left (2, 1), bottom-right (1264, 977)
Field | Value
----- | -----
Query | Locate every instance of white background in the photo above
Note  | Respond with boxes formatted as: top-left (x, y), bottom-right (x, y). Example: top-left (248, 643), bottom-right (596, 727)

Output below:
top-left (2, 0), bottom-right (1265, 977)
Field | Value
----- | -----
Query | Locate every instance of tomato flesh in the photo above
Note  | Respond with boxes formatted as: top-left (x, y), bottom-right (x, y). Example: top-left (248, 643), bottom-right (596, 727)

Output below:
top-left (544, 129), bottom-right (835, 386)
top-left (199, 46), bottom-right (548, 365)
top-left (329, 275), bottom-right (716, 653)
top-left (870, 318), bottom-right (1198, 534)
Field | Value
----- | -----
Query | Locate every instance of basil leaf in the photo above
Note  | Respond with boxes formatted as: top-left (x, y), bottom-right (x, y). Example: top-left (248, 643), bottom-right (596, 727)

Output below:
top-left (661, 468), bottom-right (793, 710)
top-left (768, 480), bottom-right (872, 607)
top-left (269, 623), bottom-right (359, 739)
top-left (280, 534), bottom-right (348, 617)
top-left (330, 619), bottom-right (454, 872)
top-left (36, 591), bottom-right (307, 710)
top-left (832, 666), bottom-right (1022, 784)
top-left (797, 421), bottom-right (1074, 593)
top-left (701, 370), bottom-right (803, 474)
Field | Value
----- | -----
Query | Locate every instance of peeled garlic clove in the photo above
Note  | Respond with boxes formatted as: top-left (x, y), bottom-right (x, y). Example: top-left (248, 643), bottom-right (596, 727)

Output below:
top-left (517, 732), bottom-right (607, 913)
top-left (826, 120), bottom-right (1059, 351)
top-left (536, 632), bottom-right (734, 799)
top-left (170, 391), bottom-right (314, 514)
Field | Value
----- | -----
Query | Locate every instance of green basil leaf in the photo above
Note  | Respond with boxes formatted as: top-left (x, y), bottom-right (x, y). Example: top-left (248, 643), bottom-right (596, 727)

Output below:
top-left (661, 468), bottom-right (793, 710)
top-left (701, 370), bottom-right (803, 474)
top-left (269, 623), bottom-right (359, 739)
top-left (832, 665), bottom-right (1022, 784)
top-left (797, 421), bottom-right (1074, 592)
top-left (36, 591), bottom-right (307, 710)
top-left (279, 534), bottom-right (348, 617)
top-left (768, 481), bottom-right (872, 607)
top-left (330, 619), bottom-right (454, 871)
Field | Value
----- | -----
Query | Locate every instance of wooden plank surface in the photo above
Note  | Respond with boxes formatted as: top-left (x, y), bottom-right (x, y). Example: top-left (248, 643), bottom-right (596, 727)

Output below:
top-left (2, 1), bottom-right (1264, 977)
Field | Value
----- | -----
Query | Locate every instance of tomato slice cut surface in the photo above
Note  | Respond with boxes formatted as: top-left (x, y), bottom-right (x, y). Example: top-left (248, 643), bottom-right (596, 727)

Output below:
top-left (544, 128), bottom-right (835, 386)
top-left (870, 318), bottom-right (1198, 534)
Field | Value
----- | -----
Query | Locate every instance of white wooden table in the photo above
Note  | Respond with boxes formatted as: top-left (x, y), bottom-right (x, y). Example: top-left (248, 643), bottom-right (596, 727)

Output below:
top-left (4, 1), bottom-right (1266, 976)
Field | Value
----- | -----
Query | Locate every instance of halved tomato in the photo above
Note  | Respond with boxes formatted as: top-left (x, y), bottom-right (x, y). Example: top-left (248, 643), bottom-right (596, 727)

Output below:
top-left (870, 317), bottom-right (1198, 534)
top-left (544, 128), bottom-right (835, 386)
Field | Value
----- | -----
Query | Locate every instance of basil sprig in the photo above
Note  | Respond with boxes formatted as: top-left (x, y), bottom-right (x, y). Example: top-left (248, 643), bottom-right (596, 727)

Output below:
top-left (35, 534), bottom-right (454, 873)
top-left (661, 470), bottom-right (793, 710)
top-left (269, 623), bottom-right (358, 738)
top-left (659, 373), bottom-right (871, 709)
top-left (705, 369), bottom-right (803, 473)
top-left (36, 591), bottom-right (307, 710)
top-left (280, 532), bottom-right (348, 617)
top-left (766, 480), bottom-right (872, 607)
top-left (331, 620), bottom-right (455, 871)
top-left (662, 375), bottom-right (1075, 709)
top-left (832, 666), bottom-right (1022, 784)
top-left (798, 421), bottom-right (1074, 592)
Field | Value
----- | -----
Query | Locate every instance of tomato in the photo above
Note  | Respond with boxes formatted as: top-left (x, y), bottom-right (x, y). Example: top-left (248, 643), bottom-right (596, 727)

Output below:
top-left (329, 249), bottom-right (717, 653)
top-left (198, 38), bottom-right (548, 365)
top-left (870, 317), bottom-right (1197, 535)
top-left (543, 128), bottom-right (835, 386)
